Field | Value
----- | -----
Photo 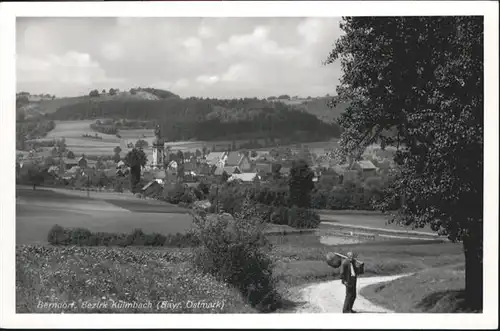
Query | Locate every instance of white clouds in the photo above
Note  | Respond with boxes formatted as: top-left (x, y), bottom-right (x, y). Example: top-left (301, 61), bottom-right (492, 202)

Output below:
top-left (101, 43), bottom-right (123, 61)
top-left (21, 25), bottom-right (51, 53)
top-left (297, 18), bottom-right (325, 45)
top-left (221, 63), bottom-right (253, 82)
top-left (173, 78), bottom-right (190, 89)
top-left (182, 36), bottom-right (203, 59)
top-left (16, 18), bottom-right (343, 98)
top-left (196, 75), bottom-right (220, 85)
top-left (17, 51), bottom-right (121, 86)
top-left (216, 26), bottom-right (299, 61)
top-left (198, 25), bottom-right (214, 39)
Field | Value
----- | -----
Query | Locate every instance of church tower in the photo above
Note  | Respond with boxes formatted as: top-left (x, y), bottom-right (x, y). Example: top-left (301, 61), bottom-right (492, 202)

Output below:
top-left (151, 125), bottom-right (165, 169)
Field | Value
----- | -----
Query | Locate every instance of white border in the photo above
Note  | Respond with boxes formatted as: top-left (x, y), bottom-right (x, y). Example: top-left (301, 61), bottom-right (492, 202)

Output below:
top-left (1, 1), bottom-right (498, 329)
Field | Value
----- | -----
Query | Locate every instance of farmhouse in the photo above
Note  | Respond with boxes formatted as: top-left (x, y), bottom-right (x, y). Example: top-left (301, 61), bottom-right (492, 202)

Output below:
top-left (279, 166), bottom-right (291, 177)
top-left (225, 152), bottom-right (252, 172)
top-left (214, 165), bottom-right (241, 176)
top-left (206, 152), bottom-right (227, 167)
top-left (255, 163), bottom-right (273, 175)
top-left (228, 173), bottom-right (259, 183)
top-left (62, 158), bottom-right (79, 170)
top-left (47, 165), bottom-right (60, 174)
top-left (141, 179), bottom-right (163, 197)
top-left (353, 160), bottom-right (378, 178)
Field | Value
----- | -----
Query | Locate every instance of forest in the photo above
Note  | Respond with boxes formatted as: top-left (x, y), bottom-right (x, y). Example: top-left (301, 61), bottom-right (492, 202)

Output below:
top-left (49, 97), bottom-right (342, 142)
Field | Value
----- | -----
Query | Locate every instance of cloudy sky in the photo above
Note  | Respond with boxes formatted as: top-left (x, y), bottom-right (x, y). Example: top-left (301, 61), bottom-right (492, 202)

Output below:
top-left (16, 17), bottom-right (343, 99)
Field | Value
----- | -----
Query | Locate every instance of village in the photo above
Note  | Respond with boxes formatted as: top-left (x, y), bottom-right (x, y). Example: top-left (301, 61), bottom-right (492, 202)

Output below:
top-left (16, 128), bottom-right (397, 202)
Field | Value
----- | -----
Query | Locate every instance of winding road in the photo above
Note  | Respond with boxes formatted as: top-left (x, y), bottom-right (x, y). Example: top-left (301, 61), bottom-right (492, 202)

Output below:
top-left (291, 274), bottom-right (411, 313)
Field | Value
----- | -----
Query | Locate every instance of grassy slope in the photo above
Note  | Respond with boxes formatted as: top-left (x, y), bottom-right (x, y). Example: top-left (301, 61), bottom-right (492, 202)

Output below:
top-left (16, 187), bottom-right (192, 244)
top-left (16, 245), bottom-right (255, 313)
top-left (360, 264), bottom-right (474, 313)
top-left (271, 235), bottom-right (464, 311)
top-left (24, 91), bottom-right (160, 115)
top-left (288, 97), bottom-right (349, 123)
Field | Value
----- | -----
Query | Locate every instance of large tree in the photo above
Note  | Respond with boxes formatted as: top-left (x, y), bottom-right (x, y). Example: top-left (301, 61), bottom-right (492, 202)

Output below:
top-left (124, 148), bottom-right (148, 193)
top-left (326, 17), bottom-right (483, 310)
top-left (288, 159), bottom-right (315, 208)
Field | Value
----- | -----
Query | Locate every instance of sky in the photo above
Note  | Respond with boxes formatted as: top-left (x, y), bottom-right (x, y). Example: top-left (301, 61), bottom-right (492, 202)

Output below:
top-left (16, 17), bottom-right (344, 99)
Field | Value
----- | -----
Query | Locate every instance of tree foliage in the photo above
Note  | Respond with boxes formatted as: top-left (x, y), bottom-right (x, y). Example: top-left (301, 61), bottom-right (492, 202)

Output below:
top-left (124, 148), bottom-right (148, 193)
top-left (327, 16), bottom-right (483, 310)
top-left (50, 97), bottom-right (340, 143)
top-left (89, 89), bottom-right (100, 97)
top-left (288, 159), bottom-right (315, 208)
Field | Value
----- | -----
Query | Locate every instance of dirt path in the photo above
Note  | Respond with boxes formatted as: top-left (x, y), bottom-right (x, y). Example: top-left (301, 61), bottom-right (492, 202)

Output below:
top-left (291, 274), bottom-right (411, 313)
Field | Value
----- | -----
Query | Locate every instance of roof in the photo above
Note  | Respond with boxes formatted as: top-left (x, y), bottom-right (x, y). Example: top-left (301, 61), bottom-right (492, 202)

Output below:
top-left (255, 163), bottom-right (273, 173)
top-left (279, 167), bottom-right (291, 174)
top-left (183, 163), bottom-right (196, 171)
top-left (214, 165), bottom-right (240, 176)
top-left (67, 166), bottom-right (81, 174)
top-left (225, 151), bottom-right (242, 166)
top-left (228, 173), bottom-right (258, 182)
top-left (142, 180), bottom-right (161, 191)
top-left (116, 160), bottom-right (125, 168)
top-left (357, 160), bottom-right (377, 170)
top-left (63, 158), bottom-right (78, 165)
top-left (206, 152), bottom-right (226, 162)
top-left (104, 169), bottom-right (116, 177)
top-left (47, 165), bottom-right (60, 173)
top-left (151, 169), bottom-right (166, 179)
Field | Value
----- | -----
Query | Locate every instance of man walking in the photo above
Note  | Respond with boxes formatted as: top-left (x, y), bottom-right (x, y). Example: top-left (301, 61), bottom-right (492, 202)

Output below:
top-left (340, 251), bottom-right (360, 313)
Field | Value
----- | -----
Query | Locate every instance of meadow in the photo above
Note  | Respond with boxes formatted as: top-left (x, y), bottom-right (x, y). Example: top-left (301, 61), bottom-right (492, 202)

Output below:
top-left (23, 118), bottom-right (340, 160)
top-left (16, 187), bottom-right (192, 244)
top-left (15, 186), bottom-right (465, 313)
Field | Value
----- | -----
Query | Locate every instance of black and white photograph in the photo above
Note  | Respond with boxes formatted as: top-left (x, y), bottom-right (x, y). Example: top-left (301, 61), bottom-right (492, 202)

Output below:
top-left (1, 1), bottom-right (498, 329)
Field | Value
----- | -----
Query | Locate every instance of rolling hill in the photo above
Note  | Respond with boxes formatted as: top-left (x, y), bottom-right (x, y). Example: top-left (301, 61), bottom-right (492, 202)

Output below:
top-left (278, 96), bottom-right (349, 124)
top-left (16, 88), bottom-right (180, 119)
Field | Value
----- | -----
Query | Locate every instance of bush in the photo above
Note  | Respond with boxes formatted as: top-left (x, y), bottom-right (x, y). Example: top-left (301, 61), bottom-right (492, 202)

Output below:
top-left (270, 206), bottom-right (289, 225)
top-left (47, 225), bottom-right (198, 248)
top-left (191, 205), bottom-right (280, 312)
top-left (287, 206), bottom-right (321, 229)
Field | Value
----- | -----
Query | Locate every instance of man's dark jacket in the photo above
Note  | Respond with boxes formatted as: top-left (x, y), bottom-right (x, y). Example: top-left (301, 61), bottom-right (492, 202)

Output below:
top-left (340, 259), bottom-right (363, 286)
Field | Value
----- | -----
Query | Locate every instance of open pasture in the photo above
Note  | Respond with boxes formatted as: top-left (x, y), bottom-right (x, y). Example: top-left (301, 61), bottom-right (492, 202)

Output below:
top-left (118, 129), bottom-right (155, 138)
top-left (16, 187), bottom-right (193, 245)
top-left (317, 210), bottom-right (435, 234)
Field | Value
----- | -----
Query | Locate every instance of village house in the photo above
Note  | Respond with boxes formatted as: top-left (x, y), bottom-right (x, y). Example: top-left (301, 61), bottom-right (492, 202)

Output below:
top-left (167, 160), bottom-right (178, 170)
top-left (255, 151), bottom-right (275, 162)
top-left (47, 165), bottom-right (60, 175)
top-left (141, 179), bottom-right (163, 197)
top-left (77, 156), bottom-right (88, 169)
top-left (206, 152), bottom-right (227, 167)
top-left (62, 158), bottom-right (79, 170)
top-left (214, 165), bottom-right (241, 176)
top-left (225, 151), bottom-right (252, 172)
top-left (353, 160), bottom-right (378, 178)
top-left (228, 173), bottom-right (260, 183)
top-left (279, 166), bottom-right (291, 177)
top-left (255, 163), bottom-right (273, 175)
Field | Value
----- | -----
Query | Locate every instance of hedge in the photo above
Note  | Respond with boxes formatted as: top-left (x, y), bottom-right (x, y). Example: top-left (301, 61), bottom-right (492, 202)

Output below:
top-left (47, 225), bottom-right (200, 248)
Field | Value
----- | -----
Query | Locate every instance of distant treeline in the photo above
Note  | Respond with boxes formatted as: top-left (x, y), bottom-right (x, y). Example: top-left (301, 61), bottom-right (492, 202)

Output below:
top-left (50, 97), bottom-right (342, 142)
top-left (16, 120), bottom-right (55, 150)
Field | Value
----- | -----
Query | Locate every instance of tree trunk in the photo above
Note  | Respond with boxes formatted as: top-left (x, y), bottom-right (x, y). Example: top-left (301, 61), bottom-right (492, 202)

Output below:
top-left (462, 219), bottom-right (483, 312)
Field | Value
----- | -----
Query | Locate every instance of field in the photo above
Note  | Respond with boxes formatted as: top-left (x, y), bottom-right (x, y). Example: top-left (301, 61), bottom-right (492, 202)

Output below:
top-left (23, 117), bottom-right (341, 159)
top-left (16, 187), bottom-right (192, 244)
top-left (317, 210), bottom-right (436, 234)
top-left (360, 264), bottom-right (471, 313)
top-left (16, 245), bottom-right (255, 313)
top-left (15, 185), bottom-right (466, 314)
